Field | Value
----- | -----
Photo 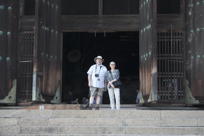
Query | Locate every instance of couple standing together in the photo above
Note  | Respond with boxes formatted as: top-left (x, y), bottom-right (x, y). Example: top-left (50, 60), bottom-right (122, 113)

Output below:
top-left (87, 56), bottom-right (121, 110)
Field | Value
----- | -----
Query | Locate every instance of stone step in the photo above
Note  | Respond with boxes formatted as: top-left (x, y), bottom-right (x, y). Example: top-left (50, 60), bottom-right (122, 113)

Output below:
top-left (1, 118), bottom-right (202, 127)
top-left (0, 126), bottom-right (204, 135)
top-left (1, 134), bottom-right (200, 136)
top-left (0, 110), bottom-right (204, 119)
top-left (0, 109), bottom-right (204, 136)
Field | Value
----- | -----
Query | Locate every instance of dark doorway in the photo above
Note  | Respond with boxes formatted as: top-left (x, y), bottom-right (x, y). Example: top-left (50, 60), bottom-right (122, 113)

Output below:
top-left (62, 32), bottom-right (139, 104)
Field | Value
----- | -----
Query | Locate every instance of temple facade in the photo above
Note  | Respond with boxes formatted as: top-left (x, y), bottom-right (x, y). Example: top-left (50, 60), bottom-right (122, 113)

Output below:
top-left (0, 0), bottom-right (203, 105)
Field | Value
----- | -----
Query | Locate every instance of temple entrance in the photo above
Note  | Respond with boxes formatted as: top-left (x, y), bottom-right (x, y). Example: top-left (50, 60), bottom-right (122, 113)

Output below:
top-left (62, 31), bottom-right (139, 104)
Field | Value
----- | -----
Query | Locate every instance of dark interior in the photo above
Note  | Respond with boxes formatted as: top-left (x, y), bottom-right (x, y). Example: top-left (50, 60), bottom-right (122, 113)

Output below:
top-left (62, 32), bottom-right (139, 104)
top-left (24, 0), bottom-right (35, 15)
top-left (157, 0), bottom-right (180, 14)
top-left (103, 0), bottom-right (139, 15)
top-left (61, 0), bottom-right (99, 15)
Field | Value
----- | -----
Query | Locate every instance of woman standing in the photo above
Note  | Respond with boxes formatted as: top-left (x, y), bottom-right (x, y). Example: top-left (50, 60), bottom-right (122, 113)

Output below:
top-left (106, 61), bottom-right (121, 110)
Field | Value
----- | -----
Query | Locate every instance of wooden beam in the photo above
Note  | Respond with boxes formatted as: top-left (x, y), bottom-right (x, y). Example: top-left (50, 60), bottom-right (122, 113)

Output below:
top-left (20, 14), bottom-right (184, 32)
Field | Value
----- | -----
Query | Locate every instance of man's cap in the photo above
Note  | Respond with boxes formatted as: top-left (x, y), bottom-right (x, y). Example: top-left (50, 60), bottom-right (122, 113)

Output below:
top-left (94, 56), bottom-right (104, 62)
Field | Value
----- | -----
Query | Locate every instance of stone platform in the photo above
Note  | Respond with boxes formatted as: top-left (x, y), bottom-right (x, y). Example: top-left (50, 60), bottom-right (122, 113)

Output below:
top-left (0, 105), bottom-right (204, 136)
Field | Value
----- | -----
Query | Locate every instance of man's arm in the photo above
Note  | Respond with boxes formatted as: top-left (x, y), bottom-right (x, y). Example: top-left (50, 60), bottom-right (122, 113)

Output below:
top-left (87, 65), bottom-right (94, 87)
top-left (88, 74), bottom-right (92, 87)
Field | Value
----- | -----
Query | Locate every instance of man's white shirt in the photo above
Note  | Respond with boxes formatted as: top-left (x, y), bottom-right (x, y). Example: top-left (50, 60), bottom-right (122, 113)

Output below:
top-left (87, 64), bottom-right (107, 88)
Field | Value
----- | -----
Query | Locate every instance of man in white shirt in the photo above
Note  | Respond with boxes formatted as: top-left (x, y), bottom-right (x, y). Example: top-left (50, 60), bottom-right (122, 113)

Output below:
top-left (87, 56), bottom-right (107, 109)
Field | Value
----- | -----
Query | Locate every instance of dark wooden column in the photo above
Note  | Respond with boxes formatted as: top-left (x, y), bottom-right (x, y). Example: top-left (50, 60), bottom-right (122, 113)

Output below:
top-left (185, 0), bottom-right (204, 104)
top-left (33, 0), bottom-right (62, 103)
top-left (139, 0), bottom-right (157, 103)
top-left (0, 0), bottom-right (19, 104)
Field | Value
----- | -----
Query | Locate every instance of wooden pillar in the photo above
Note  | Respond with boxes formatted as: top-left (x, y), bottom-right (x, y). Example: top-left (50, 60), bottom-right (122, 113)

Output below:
top-left (33, 0), bottom-right (62, 103)
top-left (185, 0), bottom-right (204, 104)
top-left (0, 0), bottom-right (19, 104)
top-left (139, 0), bottom-right (157, 103)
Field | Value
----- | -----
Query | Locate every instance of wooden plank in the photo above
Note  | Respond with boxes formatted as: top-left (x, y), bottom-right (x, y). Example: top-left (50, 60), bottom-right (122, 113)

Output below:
top-left (20, 14), bottom-right (184, 32)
